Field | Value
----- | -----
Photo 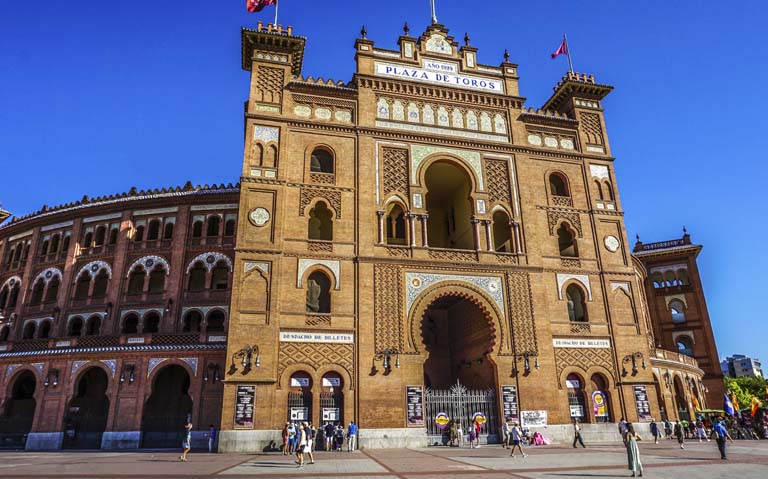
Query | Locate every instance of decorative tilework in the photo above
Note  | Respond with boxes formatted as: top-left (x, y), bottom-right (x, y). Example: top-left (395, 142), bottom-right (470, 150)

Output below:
top-left (31, 363), bottom-right (44, 378)
top-left (610, 282), bottom-right (630, 295)
top-left (100, 359), bottom-right (117, 377)
top-left (410, 145), bottom-right (484, 190)
top-left (180, 357), bottom-right (198, 376)
top-left (244, 262), bottom-right (270, 275)
top-left (1, 276), bottom-right (22, 290)
top-left (556, 273), bottom-right (593, 301)
top-left (590, 165), bottom-right (610, 179)
top-left (33, 267), bottom-right (63, 285)
top-left (147, 358), bottom-right (169, 378)
top-left (76, 261), bottom-right (112, 280)
top-left (70, 360), bottom-right (88, 378)
top-left (297, 259), bottom-right (341, 290)
top-left (405, 272), bottom-right (505, 320)
top-left (186, 252), bottom-right (233, 273)
top-left (126, 255), bottom-right (170, 277)
top-left (254, 126), bottom-right (279, 143)
top-left (5, 364), bottom-right (21, 381)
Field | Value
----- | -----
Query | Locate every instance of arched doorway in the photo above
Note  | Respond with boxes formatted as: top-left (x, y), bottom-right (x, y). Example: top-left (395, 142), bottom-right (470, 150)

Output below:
top-left (320, 372), bottom-right (344, 426)
top-left (566, 374), bottom-right (587, 423)
top-left (673, 376), bottom-right (689, 421)
top-left (653, 375), bottom-right (667, 421)
top-left (421, 294), bottom-right (499, 444)
top-left (63, 367), bottom-right (110, 449)
top-left (141, 365), bottom-right (193, 448)
top-left (589, 374), bottom-right (611, 423)
top-left (424, 161), bottom-right (474, 250)
top-left (0, 371), bottom-right (37, 449)
top-left (287, 372), bottom-right (313, 423)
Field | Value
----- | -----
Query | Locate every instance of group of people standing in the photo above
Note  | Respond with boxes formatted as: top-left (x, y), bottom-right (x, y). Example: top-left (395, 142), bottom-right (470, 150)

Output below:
top-left (446, 419), bottom-right (485, 448)
top-left (281, 421), bottom-right (357, 466)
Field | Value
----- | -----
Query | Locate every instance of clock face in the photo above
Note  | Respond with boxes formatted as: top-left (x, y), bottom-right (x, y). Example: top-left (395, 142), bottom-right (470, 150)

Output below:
top-left (604, 235), bottom-right (620, 253)
top-left (249, 207), bottom-right (270, 227)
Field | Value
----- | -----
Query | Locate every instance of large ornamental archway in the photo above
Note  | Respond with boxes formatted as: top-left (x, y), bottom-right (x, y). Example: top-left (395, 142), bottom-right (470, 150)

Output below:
top-left (141, 365), bottom-right (193, 448)
top-left (63, 367), bottom-right (110, 449)
top-left (0, 370), bottom-right (37, 449)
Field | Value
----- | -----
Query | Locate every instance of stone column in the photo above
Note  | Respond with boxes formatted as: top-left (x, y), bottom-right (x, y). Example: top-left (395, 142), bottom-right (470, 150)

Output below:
top-left (512, 221), bottom-right (523, 254)
top-left (484, 220), bottom-right (493, 252)
top-left (376, 211), bottom-right (385, 244)
top-left (408, 214), bottom-right (417, 247)
top-left (471, 217), bottom-right (481, 252)
top-left (420, 214), bottom-right (429, 247)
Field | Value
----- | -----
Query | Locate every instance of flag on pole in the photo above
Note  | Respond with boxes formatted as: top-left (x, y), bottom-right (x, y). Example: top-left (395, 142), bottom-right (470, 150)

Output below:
top-left (692, 395), bottom-right (701, 412)
top-left (724, 393), bottom-right (735, 417)
top-left (551, 38), bottom-right (568, 59)
top-left (247, 0), bottom-right (276, 12)
top-left (751, 397), bottom-right (763, 418)
top-left (731, 391), bottom-right (741, 413)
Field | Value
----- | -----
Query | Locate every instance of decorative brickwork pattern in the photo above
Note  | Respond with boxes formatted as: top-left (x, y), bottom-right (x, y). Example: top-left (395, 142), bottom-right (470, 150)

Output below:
top-left (428, 249), bottom-right (477, 262)
top-left (307, 241), bottom-right (333, 253)
top-left (579, 112), bottom-right (604, 145)
top-left (309, 172), bottom-right (335, 185)
top-left (381, 148), bottom-right (409, 199)
top-left (555, 347), bottom-right (614, 387)
top-left (547, 209), bottom-right (583, 237)
top-left (551, 196), bottom-right (573, 208)
top-left (386, 247), bottom-right (410, 258)
top-left (374, 264), bottom-right (404, 353)
top-left (506, 272), bottom-right (537, 357)
top-left (305, 314), bottom-right (331, 326)
top-left (299, 187), bottom-right (342, 218)
top-left (278, 342), bottom-right (354, 387)
top-left (257, 66), bottom-right (284, 104)
top-left (485, 159), bottom-right (511, 206)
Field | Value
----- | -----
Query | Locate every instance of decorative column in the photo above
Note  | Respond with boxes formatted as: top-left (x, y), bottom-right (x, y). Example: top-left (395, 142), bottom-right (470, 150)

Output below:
top-left (512, 220), bottom-right (523, 254)
top-left (471, 217), bottom-right (481, 252)
top-left (420, 214), bottom-right (429, 247)
top-left (376, 211), bottom-right (385, 244)
top-left (408, 214), bottom-right (417, 247)
top-left (484, 220), bottom-right (493, 252)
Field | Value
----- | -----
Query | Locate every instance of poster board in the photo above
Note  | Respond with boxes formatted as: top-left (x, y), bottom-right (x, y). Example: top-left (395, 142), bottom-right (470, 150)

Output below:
top-left (234, 385), bottom-right (256, 429)
top-left (406, 385), bottom-right (424, 427)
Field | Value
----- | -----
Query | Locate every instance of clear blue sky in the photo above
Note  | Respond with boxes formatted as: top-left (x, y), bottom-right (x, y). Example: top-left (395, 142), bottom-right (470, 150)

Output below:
top-left (1, 1), bottom-right (766, 361)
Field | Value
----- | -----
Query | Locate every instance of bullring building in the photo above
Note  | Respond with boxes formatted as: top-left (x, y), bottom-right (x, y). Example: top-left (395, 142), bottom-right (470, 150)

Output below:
top-left (0, 21), bottom-right (723, 451)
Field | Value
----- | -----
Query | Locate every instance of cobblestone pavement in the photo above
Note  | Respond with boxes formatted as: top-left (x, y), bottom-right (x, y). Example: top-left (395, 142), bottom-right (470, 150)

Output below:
top-left (1, 441), bottom-right (767, 478)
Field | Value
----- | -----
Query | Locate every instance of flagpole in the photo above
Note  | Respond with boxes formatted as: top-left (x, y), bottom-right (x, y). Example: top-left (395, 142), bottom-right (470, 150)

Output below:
top-left (274, 0), bottom-right (279, 26)
top-left (430, 0), bottom-right (438, 24)
top-left (564, 33), bottom-right (574, 74)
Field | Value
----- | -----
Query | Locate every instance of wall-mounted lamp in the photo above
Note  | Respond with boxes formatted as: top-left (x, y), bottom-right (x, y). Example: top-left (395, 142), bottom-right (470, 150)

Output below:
top-left (523, 354), bottom-right (531, 374)
top-left (372, 348), bottom-right (400, 374)
top-left (622, 352), bottom-right (646, 376)
top-left (663, 372), bottom-right (672, 389)
top-left (104, 302), bottom-right (113, 320)
top-left (204, 362), bottom-right (220, 382)
top-left (164, 298), bottom-right (174, 315)
top-left (231, 345), bottom-right (260, 373)
top-left (44, 369), bottom-right (59, 388)
top-left (120, 364), bottom-right (135, 384)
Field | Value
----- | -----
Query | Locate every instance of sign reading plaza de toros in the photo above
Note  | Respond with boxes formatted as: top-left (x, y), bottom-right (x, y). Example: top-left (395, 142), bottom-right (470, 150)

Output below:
top-left (374, 61), bottom-right (505, 94)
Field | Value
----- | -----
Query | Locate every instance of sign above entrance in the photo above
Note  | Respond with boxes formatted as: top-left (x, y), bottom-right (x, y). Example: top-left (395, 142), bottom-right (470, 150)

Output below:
top-left (553, 338), bottom-right (611, 349)
top-left (279, 331), bottom-right (354, 344)
top-left (374, 61), bottom-right (505, 94)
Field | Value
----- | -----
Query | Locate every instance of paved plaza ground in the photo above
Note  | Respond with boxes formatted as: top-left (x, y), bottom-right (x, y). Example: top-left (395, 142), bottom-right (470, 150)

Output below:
top-left (1, 440), bottom-right (767, 478)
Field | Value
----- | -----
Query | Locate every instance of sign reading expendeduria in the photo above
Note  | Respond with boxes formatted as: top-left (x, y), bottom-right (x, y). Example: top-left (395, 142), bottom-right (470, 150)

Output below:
top-left (234, 385), bottom-right (255, 429)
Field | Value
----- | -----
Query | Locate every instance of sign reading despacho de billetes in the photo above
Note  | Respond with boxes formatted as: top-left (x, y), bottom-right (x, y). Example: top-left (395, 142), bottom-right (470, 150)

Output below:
top-left (552, 338), bottom-right (611, 349)
top-left (374, 61), bottom-right (505, 94)
top-left (279, 331), bottom-right (354, 344)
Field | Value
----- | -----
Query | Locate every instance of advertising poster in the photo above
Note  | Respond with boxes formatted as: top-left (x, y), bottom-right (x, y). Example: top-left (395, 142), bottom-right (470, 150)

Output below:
top-left (633, 385), bottom-right (652, 421)
top-left (521, 410), bottom-right (547, 427)
top-left (234, 385), bottom-right (255, 429)
top-left (592, 391), bottom-right (607, 418)
top-left (406, 386), bottom-right (425, 427)
top-left (501, 385), bottom-right (519, 422)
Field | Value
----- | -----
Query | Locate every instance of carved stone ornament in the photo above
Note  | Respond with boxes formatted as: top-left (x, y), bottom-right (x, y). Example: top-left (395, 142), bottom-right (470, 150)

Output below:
top-left (249, 207), bottom-right (271, 227)
top-left (604, 235), bottom-right (620, 253)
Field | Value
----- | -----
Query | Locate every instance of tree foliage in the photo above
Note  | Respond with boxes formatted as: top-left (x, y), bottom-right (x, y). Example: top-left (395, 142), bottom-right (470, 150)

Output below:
top-left (725, 376), bottom-right (767, 410)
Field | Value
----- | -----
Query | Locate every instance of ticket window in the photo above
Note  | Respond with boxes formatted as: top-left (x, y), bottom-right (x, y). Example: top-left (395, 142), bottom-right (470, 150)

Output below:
top-left (566, 374), bottom-right (587, 422)
top-left (288, 372), bottom-right (312, 423)
top-left (320, 372), bottom-right (344, 426)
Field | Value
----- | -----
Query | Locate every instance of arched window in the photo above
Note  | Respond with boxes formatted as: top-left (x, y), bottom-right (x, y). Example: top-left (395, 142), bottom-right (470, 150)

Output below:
top-left (108, 227), bottom-right (119, 245)
top-left (68, 317), bottom-right (84, 337)
top-left (187, 262), bottom-right (207, 291)
top-left (74, 272), bottom-right (91, 299)
top-left (677, 336), bottom-right (694, 357)
top-left (50, 234), bottom-right (60, 254)
top-left (22, 322), bottom-right (36, 340)
top-left (92, 270), bottom-right (109, 298)
top-left (308, 201), bottom-right (333, 241)
top-left (677, 270), bottom-right (690, 285)
top-left (45, 276), bottom-right (59, 303)
top-left (127, 267), bottom-right (146, 294)
top-left (147, 220), bottom-right (161, 241)
top-left (224, 218), bottom-right (236, 237)
top-left (134, 225), bottom-right (145, 243)
top-left (385, 203), bottom-right (407, 245)
top-left (8, 285), bottom-right (20, 309)
top-left (61, 235), bottom-right (71, 254)
top-left (142, 312), bottom-right (161, 334)
top-left (206, 310), bottom-right (226, 333)
top-left (122, 314), bottom-right (139, 335)
top-left (594, 180), bottom-right (604, 200)
top-left (86, 316), bottom-right (101, 336)
top-left (30, 279), bottom-right (45, 305)
top-left (0, 287), bottom-right (8, 310)
top-left (306, 271), bottom-right (331, 314)
top-left (651, 273), bottom-right (663, 289)
top-left (148, 267), bottom-right (166, 294)
top-left (566, 284), bottom-right (588, 322)
top-left (182, 310), bottom-right (202, 333)
top-left (82, 231), bottom-right (93, 248)
top-left (206, 216), bottom-right (221, 237)
top-left (40, 239), bottom-right (50, 256)
top-left (557, 223), bottom-right (578, 257)
top-left (549, 173), bottom-right (570, 197)
top-left (0, 326), bottom-right (9, 342)
top-left (39, 320), bottom-right (52, 339)
top-left (566, 373), bottom-right (586, 421)
top-left (664, 271), bottom-right (676, 287)
top-left (94, 226), bottom-right (106, 246)
top-left (492, 210), bottom-right (512, 252)
top-left (163, 222), bottom-right (174, 240)
top-left (425, 161), bottom-right (473, 250)
top-left (211, 261), bottom-right (229, 290)
top-left (670, 300), bottom-right (686, 323)
top-left (604, 181), bottom-right (615, 201)
top-left (192, 221), bottom-right (203, 238)
top-left (310, 148), bottom-right (334, 173)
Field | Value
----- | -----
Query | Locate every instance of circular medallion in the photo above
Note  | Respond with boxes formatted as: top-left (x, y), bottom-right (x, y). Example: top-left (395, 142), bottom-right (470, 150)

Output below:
top-left (206, 255), bottom-right (216, 264)
top-left (45, 271), bottom-right (53, 279)
top-left (410, 277), bottom-right (423, 289)
top-left (91, 264), bottom-right (100, 272)
top-left (145, 259), bottom-right (154, 268)
top-left (604, 235), bottom-right (620, 253)
top-left (249, 207), bottom-right (270, 227)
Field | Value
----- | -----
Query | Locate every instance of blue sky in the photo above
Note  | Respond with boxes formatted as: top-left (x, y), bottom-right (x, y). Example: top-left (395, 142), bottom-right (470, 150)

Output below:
top-left (1, 1), bottom-right (765, 361)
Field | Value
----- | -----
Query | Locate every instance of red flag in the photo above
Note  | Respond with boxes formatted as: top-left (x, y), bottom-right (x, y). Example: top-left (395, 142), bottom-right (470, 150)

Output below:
top-left (551, 38), bottom-right (568, 59)
top-left (247, 0), bottom-right (276, 13)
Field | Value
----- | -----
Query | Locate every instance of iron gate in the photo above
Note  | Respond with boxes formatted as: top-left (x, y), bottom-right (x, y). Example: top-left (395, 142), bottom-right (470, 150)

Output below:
top-left (424, 381), bottom-right (500, 445)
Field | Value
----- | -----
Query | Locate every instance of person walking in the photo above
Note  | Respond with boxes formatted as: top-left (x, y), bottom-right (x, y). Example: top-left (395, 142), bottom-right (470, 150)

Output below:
top-left (468, 422), bottom-right (477, 448)
top-left (674, 420), bottom-right (685, 449)
top-left (650, 420), bottom-right (660, 444)
top-left (713, 419), bottom-right (734, 460)
top-left (449, 420), bottom-right (457, 447)
top-left (287, 422), bottom-right (297, 454)
top-left (180, 420), bottom-right (193, 462)
top-left (618, 417), bottom-right (628, 444)
top-left (456, 422), bottom-right (464, 448)
top-left (572, 419), bottom-right (586, 448)
top-left (282, 422), bottom-right (290, 455)
top-left (502, 420), bottom-right (511, 449)
top-left (695, 419), bottom-right (709, 442)
top-left (334, 424), bottom-right (344, 451)
top-left (509, 422), bottom-right (527, 458)
top-left (208, 424), bottom-right (217, 453)
top-left (324, 422), bottom-right (335, 451)
top-left (474, 419), bottom-right (482, 448)
top-left (347, 421), bottom-right (358, 451)
top-left (295, 424), bottom-right (307, 467)
top-left (303, 422), bottom-right (315, 465)
top-left (625, 423), bottom-right (643, 477)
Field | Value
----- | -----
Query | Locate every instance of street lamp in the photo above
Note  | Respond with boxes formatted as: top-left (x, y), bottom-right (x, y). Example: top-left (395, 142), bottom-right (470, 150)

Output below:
top-left (232, 345), bottom-right (260, 372)
top-left (120, 364), bottom-right (135, 384)
top-left (372, 349), bottom-right (400, 374)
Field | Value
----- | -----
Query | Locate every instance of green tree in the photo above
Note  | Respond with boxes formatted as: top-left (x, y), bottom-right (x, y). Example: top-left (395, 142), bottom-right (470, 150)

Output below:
top-left (725, 376), bottom-right (767, 412)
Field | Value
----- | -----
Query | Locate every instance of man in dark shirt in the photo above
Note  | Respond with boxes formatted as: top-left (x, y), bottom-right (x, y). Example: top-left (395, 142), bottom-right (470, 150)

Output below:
top-left (324, 422), bottom-right (335, 451)
top-left (713, 419), bottom-right (733, 460)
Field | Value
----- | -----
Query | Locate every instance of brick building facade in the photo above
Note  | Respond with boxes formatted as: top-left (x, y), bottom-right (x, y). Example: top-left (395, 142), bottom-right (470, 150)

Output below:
top-left (0, 21), bottom-right (721, 451)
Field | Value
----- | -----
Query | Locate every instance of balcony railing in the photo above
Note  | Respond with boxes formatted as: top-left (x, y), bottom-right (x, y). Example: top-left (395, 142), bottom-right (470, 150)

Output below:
top-left (652, 348), bottom-right (700, 369)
